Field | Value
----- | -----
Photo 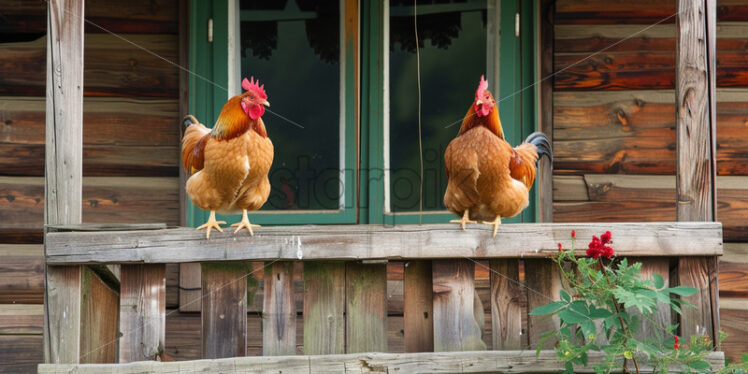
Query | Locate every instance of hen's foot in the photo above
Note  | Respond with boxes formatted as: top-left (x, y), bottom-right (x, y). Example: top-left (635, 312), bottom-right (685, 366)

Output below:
top-left (450, 210), bottom-right (476, 230)
top-left (481, 216), bottom-right (502, 238)
top-left (197, 210), bottom-right (226, 239)
top-left (231, 210), bottom-right (261, 236)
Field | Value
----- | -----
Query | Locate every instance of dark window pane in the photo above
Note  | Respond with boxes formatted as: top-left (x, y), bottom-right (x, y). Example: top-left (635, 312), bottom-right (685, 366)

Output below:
top-left (240, 0), bottom-right (341, 211)
top-left (389, 0), bottom-right (487, 212)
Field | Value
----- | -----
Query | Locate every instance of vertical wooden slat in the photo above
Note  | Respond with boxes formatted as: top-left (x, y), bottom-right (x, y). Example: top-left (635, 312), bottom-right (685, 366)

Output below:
top-left (432, 260), bottom-right (486, 351)
top-left (80, 267), bottom-right (119, 364)
top-left (525, 259), bottom-right (561, 349)
top-left (345, 262), bottom-right (387, 353)
top-left (538, 0), bottom-right (554, 223)
top-left (628, 258), bottom-right (672, 342)
top-left (404, 261), bottom-right (434, 352)
top-left (303, 262), bottom-right (345, 355)
top-left (263, 261), bottom-right (296, 356)
top-left (675, 0), bottom-right (718, 342)
top-left (179, 263), bottom-right (201, 312)
top-left (201, 262), bottom-right (247, 359)
top-left (119, 264), bottom-right (166, 362)
top-left (43, 0), bottom-right (85, 364)
top-left (490, 259), bottom-right (522, 350)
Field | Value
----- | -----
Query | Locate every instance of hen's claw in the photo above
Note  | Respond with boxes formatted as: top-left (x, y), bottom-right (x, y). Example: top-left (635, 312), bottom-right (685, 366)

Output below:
top-left (450, 210), bottom-right (476, 230)
top-left (197, 210), bottom-right (226, 239)
top-left (231, 210), bottom-right (261, 236)
top-left (482, 216), bottom-right (502, 238)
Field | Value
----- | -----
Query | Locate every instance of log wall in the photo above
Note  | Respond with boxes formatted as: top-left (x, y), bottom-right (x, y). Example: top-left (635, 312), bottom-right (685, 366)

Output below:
top-left (552, 0), bottom-right (748, 362)
top-left (0, 0), bottom-right (181, 372)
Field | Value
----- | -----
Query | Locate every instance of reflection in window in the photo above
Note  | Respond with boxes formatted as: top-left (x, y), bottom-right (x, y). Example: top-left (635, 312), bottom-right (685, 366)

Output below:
top-left (388, 0), bottom-right (488, 212)
top-left (240, 0), bottom-right (341, 211)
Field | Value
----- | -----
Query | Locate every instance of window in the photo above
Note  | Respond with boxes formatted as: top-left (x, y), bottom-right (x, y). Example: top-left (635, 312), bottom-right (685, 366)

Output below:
top-left (188, 0), bottom-right (537, 226)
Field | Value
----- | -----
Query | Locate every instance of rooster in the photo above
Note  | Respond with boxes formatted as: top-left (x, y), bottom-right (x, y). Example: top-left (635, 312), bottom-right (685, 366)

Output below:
top-left (444, 75), bottom-right (551, 237)
top-left (182, 77), bottom-right (274, 239)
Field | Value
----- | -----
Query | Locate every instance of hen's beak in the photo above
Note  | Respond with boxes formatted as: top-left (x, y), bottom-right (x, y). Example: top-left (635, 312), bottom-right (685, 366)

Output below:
top-left (475, 99), bottom-right (483, 106)
top-left (260, 99), bottom-right (270, 107)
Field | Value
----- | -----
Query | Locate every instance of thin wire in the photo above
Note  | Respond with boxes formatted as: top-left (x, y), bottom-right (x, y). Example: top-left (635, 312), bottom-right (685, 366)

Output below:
top-left (462, 257), bottom-right (555, 302)
top-left (414, 0), bottom-right (424, 225)
top-left (444, 9), bottom-right (681, 129)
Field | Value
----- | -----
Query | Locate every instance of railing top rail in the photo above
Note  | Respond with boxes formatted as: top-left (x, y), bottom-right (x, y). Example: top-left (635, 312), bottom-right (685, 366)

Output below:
top-left (44, 222), bottom-right (723, 265)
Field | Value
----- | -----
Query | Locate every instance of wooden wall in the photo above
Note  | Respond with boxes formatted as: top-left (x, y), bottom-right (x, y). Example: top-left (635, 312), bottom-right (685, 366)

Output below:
top-left (0, 0), bottom-right (182, 372)
top-left (552, 0), bottom-right (748, 363)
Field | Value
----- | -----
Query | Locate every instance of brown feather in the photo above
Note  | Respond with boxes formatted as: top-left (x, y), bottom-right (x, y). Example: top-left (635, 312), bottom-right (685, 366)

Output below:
top-left (181, 121), bottom-right (210, 173)
top-left (509, 143), bottom-right (539, 189)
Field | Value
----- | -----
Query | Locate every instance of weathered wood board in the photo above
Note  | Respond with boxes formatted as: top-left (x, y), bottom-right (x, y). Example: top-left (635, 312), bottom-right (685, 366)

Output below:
top-left (201, 262), bottom-right (248, 359)
top-left (303, 262), bottom-right (345, 355)
top-left (0, 245), bottom-right (43, 304)
top-left (43, 223), bottom-right (723, 264)
top-left (345, 262), bottom-right (387, 353)
top-left (119, 264), bottom-right (165, 363)
top-left (432, 260), bottom-right (486, 352)
top-left (490, 259), bottom-right (522, 350)
top-left (262, 261), bottom-right (296, 356)
top-left (403, 261), bottom-right (434, 352)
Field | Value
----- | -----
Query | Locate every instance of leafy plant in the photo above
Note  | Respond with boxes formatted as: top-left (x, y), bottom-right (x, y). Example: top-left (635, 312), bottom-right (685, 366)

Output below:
top-left (530, 230), bottom-right (745, 373)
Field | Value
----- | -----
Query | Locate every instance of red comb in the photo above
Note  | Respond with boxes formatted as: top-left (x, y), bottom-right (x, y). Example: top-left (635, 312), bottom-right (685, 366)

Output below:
top-left (241, 76), bottom-right (268, 100)
top-left (476, 75), bottom-right (488, 98)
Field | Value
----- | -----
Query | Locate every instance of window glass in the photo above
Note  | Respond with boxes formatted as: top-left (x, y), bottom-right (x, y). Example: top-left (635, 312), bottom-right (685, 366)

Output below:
top-left (240, 0), bottom-right (341, 210)
top-left (388, 0), bottom-right (488, 212)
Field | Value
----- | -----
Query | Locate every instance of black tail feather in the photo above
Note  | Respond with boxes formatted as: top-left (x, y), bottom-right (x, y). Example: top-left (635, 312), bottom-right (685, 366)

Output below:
top-left (525, 132), bottom-right (552, 165)
top-left (183, 114), bottom-right (199, 130)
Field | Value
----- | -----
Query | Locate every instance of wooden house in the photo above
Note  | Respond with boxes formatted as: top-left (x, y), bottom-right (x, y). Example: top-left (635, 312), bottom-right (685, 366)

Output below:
top-left (0, 0), bottom-right (746, 372)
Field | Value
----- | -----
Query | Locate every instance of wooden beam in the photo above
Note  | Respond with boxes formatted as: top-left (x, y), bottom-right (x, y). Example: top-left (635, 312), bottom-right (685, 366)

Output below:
top-left (302, 262), bottom-right (345, 355)
top-left (675, 0), bottom-right (719, 343)
top-left (118, 264), bottom-right (165, 362)
top-left (432, 260), bottom-right (486, 351)
top-left (43, 222), bottom-right (723, 264)
top-left (201, 262), bottom-right (248, 359)
top-left (262, 261), bottom-right (296, 356)
top-left (403, 261), bottom-right (434, 352)
top-left (43, 0), bottom-right (85, 365)
top-left (345, 262), bottom-right (387, 353)
top-left (36, 350), bottom-right (727, 373)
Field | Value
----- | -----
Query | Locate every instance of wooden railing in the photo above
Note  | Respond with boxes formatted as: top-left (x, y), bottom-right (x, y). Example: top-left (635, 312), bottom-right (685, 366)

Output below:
top-left (38, 222), bottom-right (724, 373)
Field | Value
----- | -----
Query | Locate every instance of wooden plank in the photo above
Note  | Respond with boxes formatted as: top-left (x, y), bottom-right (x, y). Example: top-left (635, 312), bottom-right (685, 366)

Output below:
top-left (0, 177), bottom-right (180, 234)
top-left (0, 34), bottom-right (179, 98)
top-left (552, 90), bottom-right (748, 176)
top-left (80, 267), bottom-right (118, 364)
top-left (303, 262), bottom-right (345, 355)
top-left (262, 261), bottom-right (296, 356)
top-left (403, 261), bottom-right (433, 352)
top-left (178, 263), bottom-right (201, 312)
top-left (36, 350), bottom-right (727, 373)
top-left (165, 263), bottom-right (179, 309)
top-left (119, 264), bottom-right (165, 362)
top-left (345, 262), bottom-right (387, 353)
top-left (201, 262), bottom-right (247, 359)
top-left (44, 266), bottom-right (82, 363)
top-left (525, 259), bottom-right (561, 349)
top-left (0, 304), bottom-right (43, 335)
top-left (432, 260), bottom-right (485, 351)
top-left (0, 96), bottom-right (179, 177)
top-left (0, 335), bottom-right (43, 374)
top-left (490, 259), bottom-right (522, 350)
top-left (678, 257), bottom-right (714, 339)
top-left (627, 257), bottom-right (672, 342)
top-left (0, 245), bottom-right (43, 304)
top-left (538, 0), bottom-right (554, 223)
top-left (720, 261), bottom-right (748, 298)
top-left (719, 298), bottom-right (748, 364)
top-left (43, 222), bottom-right (724, 264)
top-left (0, 0), bottom-right (178, 34)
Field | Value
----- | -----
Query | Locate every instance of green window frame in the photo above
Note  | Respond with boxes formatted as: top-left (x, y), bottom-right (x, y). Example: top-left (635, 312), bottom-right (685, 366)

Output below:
top-left (187, 0), bottom-right (538, 226)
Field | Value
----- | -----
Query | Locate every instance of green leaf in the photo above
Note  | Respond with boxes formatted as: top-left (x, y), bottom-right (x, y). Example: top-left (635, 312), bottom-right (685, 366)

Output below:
top-left (665, 286), bottom-right (698, 297)
top-left (564, 361), bottom-right (574, 374)
top-left (569, 301), bottom-right (590, 317)
top-left (742, 353), bottom-right (748, 363)
top-left (652, 273), bottom-right (664, 289)
top-left (687, 360), bottom-right (711, 370)
top-left (581, 320), bottom-right (596, 341)
top-left (560, 289), bottom-right (571, 302)
top-left (589, 307), bottom-right (612, 319)
top-left (559, 308), bottom-right (588, 324)
top-left (529, 301), bottom-right (566, 316)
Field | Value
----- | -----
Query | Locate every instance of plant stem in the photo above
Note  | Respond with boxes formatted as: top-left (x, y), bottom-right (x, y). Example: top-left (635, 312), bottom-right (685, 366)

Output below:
top-left (597, 258), bottom-right (640, 374)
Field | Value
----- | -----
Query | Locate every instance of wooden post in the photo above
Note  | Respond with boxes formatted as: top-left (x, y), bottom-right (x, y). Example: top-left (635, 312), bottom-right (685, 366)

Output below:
top-left (538, 0), bottom-right (554, 223)
top-left (201, 262), bottom-right (248, 359)
top-left (78, 267), bottom-right (119, 364)
top-left (675, 0), bottom-right (718, 342)
top-left (262, 261), bottom-right (296, 356)
top-left (490, 259), bottom-right (522, 350)
top-left (404, 261), bottom-right (434, 352)
top-left (345, 262), bottom-right (387, 353)
top-left (525, 259), bottom-right (561, 349)
top-left (119, 265), bottom-right (166, 362)
top-left (432, 260), bottom-right (486, 351)
top-left (303, 262), bottom-right (345, 355)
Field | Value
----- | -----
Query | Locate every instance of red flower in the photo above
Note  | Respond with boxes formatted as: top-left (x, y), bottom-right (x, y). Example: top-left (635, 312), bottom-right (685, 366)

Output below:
top-left (573, 293), bottom-right (580, 298)
top-left (601, 231), bottom-right (612, 245)
top-left (571, 230), bottom-right (576, 239)
top-left (558, 243), bottom-right (564, 252)
top-left (586, 232), bottom-right (615, 259)
top-left (673, 336), bottom-right (680, 350)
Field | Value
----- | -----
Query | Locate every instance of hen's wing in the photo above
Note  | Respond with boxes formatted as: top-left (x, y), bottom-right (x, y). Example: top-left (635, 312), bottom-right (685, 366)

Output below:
top-left (443, 135), bottom-right (481, 216)
top-left (181, 115), bottom-right (210, 174)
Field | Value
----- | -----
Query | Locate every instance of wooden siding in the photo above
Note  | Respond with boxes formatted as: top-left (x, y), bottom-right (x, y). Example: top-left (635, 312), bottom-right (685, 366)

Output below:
top-left (552, 0), bottom-right (748, 362)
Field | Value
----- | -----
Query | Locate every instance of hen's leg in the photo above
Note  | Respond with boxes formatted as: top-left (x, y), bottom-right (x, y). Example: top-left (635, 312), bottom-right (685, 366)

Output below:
top-left (196, 210), bottom-right (226, 239)
top-left (231, 209), bottom-right (261, 236)
top-left (481, 216), bottom-right (502, 238)
top-left (450, 210), bottom-right (476, 230)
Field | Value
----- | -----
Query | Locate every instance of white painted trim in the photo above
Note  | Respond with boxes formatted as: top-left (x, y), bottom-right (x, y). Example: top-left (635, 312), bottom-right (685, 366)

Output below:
top-left (383, 0), bottom-right (391, 213)
top-left (338, 0), bottom-right (347, 210)
top-left (227, 0), bottom-right (241, 98)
